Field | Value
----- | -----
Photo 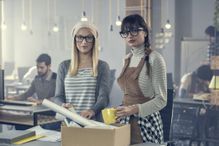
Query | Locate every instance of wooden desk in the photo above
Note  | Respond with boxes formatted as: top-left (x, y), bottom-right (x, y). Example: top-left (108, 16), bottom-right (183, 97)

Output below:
top-left (16, 85), bottom-right (30, 94)
top-left (0, 105), bottom-right (59, 126)
top-left (5, 82), bottom-right (29, 96)
top-left (174, 97), bottom-right (211, 106)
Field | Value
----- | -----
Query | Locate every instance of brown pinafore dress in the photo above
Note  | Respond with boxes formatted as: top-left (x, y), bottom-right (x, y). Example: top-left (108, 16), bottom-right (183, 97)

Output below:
top-left (117, 55), bottom-right (163, 144)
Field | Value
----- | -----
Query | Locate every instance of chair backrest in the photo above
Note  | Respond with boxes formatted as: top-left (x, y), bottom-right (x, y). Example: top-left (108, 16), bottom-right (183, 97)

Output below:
top-left (0, 70), bottom-right (4, 99)
top-left (109, 69), bottom-right (116, 93)
top-left (17, 67), bottom-right (30, 82)
top-left (160, 73), bottom-right (174, 142)
top-left (96, 69), bottom-right (116, 122)
top-left (4, 62), bottom-right (15, 76)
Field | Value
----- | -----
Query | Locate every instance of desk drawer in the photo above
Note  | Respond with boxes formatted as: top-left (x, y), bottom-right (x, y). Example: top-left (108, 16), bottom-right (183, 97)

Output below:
top-left (172, 120), bottom-right (197, 137)
top-left (173, 104), bottom-right (199, 117)
top-left (172, 104), bottom-right (199, 137)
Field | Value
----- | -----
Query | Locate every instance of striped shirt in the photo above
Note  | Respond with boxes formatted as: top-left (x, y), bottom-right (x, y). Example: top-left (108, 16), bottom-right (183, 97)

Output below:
top-left (129, 46), bottom-right (167, 117)
top-left (64, 68), bottom-right (96, 114)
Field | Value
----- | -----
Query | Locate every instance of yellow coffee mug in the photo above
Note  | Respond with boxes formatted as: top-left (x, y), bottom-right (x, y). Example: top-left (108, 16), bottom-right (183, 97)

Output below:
top-left (101, 108), bottom-right (116, 124)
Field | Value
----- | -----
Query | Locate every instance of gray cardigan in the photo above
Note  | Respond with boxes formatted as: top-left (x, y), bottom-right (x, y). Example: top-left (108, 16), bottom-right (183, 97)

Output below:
top-left (52, 59), bottom-right (110, 118)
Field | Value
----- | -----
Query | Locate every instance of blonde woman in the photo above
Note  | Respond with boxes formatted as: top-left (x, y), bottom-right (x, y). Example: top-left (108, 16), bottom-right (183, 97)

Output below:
top-left (53, 21), bottom-right (110, 120)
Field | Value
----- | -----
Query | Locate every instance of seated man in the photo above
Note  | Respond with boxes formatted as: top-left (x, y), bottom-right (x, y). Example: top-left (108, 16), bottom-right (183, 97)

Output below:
top-left (7, 54), bottom-right (56, 104)
top-left (179, 64), bottom-right (213, 98)
top-left (6, 54), bottom-right (60, 130)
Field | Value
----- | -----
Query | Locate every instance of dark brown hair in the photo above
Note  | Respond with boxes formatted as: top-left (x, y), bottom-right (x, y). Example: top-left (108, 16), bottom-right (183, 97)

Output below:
top-left (121, 14), bottom-right (151, 75)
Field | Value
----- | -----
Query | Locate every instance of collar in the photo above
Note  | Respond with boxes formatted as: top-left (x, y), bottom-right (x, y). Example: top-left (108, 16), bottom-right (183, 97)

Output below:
top-left (131, 45), bottom-right (145, 57)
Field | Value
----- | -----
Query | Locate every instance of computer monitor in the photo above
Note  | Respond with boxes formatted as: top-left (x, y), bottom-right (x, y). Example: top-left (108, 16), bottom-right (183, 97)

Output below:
top-left (0, 70), bottom-right (4, 100)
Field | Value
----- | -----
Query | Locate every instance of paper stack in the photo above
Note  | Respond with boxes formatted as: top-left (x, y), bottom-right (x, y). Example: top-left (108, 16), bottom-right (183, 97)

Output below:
top-left (0, 130), bottom-right (36, 144)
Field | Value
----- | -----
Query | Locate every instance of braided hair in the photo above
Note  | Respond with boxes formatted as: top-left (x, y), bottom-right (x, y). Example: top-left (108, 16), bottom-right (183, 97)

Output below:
top-left (121, 14), bottom-right (151, 75)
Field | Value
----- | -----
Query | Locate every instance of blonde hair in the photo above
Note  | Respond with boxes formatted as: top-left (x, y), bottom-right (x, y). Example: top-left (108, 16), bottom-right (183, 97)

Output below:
top-left (69, 21), bottom-right (99, 77)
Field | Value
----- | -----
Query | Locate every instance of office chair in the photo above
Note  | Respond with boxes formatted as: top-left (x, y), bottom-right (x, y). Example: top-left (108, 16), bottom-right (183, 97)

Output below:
top-left (17, 67), bottom-right (30, 82)
top-left (160, 73), bottom-right (174, 146)
top-left (96, 69), bottom-right (116, 122)
top-left (4, 62), bottom-right (14, 77)
top-left (0, 70), bottom-right (4, 100)
top-left (109, 69), bottom-right (116, 93)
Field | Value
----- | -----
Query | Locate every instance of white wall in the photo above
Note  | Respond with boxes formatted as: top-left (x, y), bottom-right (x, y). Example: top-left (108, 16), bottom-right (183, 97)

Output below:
top-left (173, 0), bottom-right (215, 84)
top-left (191, 0), bottom-right (215, 38)
top-left (160, 0), bottom-right (175, 75)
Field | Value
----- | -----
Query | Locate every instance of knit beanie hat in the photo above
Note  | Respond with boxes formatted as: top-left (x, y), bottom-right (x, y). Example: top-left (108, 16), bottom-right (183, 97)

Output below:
top-left (71, 21), bottom-right (98, 39)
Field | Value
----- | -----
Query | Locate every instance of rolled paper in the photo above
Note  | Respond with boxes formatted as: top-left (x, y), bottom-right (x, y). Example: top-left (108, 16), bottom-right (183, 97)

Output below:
top-left (55, 106), bottom-right (76, 121)
top-left (42, 99), bottom-right (97, 127)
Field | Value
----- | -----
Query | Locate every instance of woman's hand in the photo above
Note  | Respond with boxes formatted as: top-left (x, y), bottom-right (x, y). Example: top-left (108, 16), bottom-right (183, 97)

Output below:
top-left (80, 109), bottom-right (95, 119)
top-left (62, 103), bottom-right (73, 108)
top-left (116, 105), bottom-right (139, 119)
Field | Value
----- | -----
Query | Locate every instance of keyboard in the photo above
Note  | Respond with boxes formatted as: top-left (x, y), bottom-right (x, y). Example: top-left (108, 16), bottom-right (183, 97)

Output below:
top-left (0, 100), bottom-right (36, 106)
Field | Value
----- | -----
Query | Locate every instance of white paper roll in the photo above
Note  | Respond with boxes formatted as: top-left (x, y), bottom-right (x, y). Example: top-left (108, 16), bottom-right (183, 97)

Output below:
top-left (42, 99), bottom-right (97, 127)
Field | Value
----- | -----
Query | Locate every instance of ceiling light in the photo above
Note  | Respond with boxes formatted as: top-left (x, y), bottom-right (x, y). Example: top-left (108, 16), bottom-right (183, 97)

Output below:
top-left (1, 21), bottom-right (7, 30)
top-left (165, 20), bottom-right (171, 29)
top-left (53, 24), bottom-right (59, 32)
top-left (81, 11), bottom-right (88, 22)
top-left (21, 22), bottom-right (27, 31)
top-left (116, 16), bottom-right (122, 26)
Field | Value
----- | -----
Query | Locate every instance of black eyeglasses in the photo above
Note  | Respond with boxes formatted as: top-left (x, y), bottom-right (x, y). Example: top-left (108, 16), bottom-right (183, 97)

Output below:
top-left (119, 28), bottom-right (144, 38)
top-left (75, 35), bottom-right (94, 43)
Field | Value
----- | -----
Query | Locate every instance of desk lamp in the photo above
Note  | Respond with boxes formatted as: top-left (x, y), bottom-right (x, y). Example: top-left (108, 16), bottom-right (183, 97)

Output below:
top-left (209, 56), bottom-right (219, 105)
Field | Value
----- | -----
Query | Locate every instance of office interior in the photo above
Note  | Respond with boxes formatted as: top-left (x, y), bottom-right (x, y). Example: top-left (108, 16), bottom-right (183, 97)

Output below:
top-left (0, 0), bottom-right (218, 146)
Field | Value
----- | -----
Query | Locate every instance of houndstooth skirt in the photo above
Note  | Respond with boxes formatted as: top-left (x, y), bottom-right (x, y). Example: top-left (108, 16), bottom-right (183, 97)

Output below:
top-left (120, 111), bottom-right (163, 144)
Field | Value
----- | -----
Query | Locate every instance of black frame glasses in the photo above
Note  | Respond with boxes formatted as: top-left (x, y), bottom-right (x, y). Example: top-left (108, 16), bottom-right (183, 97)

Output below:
top-left (75, 35), bottom-right (94, 43)
top-left (119, 28), bottom-right (144, 38)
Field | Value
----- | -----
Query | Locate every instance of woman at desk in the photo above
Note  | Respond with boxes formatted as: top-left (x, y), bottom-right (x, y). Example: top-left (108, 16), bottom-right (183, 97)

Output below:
top-left (53, 21), bottom-right (110, 121)
top-left (179, 64), bottom-right (213, 99)
top-left (178, 64), bottom-right (214, 142)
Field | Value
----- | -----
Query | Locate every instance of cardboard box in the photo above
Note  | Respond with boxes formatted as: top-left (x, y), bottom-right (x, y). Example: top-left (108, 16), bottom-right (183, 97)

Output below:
top-left (61, 124), bottom-right (130, 146)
